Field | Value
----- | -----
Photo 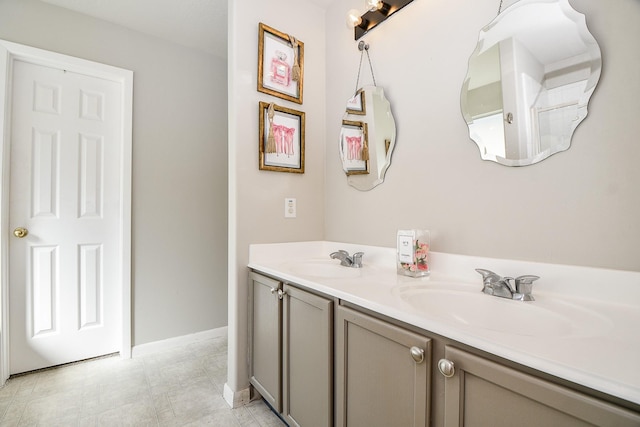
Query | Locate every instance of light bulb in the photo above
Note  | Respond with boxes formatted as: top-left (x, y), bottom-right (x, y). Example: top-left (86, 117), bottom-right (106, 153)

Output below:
top-left (347, 9), bottom-right (362, 28)
top-left (365, 0), bottom-right (382, 12)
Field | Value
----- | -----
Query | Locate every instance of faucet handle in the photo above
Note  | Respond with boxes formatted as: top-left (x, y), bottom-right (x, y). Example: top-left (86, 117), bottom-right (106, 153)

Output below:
top-left (352, 252), bottom-right (364, 268)
top-left (330, 250), bottom-right (354, 267)
top-left (475, 268), bottom-right (498, 279)
top-left (514, 275), bottom-right (540, 301)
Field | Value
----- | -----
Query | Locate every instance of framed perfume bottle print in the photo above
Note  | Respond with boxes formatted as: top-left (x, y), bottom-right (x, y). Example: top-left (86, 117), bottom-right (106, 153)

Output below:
top-left (346, 89), bottom-right (366, 115)
top-left (259, 101), bottom-right (305, 173)
top-left (258, 22), bottom-right (304, 104)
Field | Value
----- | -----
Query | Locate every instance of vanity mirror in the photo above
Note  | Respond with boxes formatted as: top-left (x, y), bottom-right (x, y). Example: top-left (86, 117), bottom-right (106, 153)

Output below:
top-left (341, 42), bottom-right (396, 190)
top-left (341, 86), bottom-right (396, 190)
top-left (461, 0), bottom-right (602, 166)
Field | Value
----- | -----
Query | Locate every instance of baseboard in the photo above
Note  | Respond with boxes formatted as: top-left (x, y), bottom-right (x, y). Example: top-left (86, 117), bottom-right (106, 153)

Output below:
top-left (223, 382), bottom-right (250, 408)
top-left (131, 326), bottom-right (227, 358)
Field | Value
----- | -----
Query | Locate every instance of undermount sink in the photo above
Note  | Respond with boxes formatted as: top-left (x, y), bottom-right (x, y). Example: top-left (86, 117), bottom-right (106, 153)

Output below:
top-left (394, 284), bottom-right (613, 338)
top-left (284, 259), bottom-right (366, 279)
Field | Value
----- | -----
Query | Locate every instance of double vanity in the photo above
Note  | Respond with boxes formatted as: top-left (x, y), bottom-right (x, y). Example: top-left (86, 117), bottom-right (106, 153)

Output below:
top-left (247, 241), bottom-right (640, 426)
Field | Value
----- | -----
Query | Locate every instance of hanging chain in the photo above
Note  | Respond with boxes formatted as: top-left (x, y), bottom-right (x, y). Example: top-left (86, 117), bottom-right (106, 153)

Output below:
top-left (366, 49), bottom-right (377, 87)
top-left (354, 41), bottom-right (377, 94)
top-left (497, 0), bottom-right (503, 15)
top-left (354, 49), bottom-right (365, 94)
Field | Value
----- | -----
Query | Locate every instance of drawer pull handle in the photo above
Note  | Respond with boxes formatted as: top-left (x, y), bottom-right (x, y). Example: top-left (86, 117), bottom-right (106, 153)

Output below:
top-left (410, 346), bottom-right (425, 363)
top-left (438, 359), bottom-right (455, 378)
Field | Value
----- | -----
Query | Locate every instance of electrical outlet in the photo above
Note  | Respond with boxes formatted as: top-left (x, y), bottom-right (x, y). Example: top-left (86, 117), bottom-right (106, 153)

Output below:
top-left (285, 198), bottom-right (296, 218)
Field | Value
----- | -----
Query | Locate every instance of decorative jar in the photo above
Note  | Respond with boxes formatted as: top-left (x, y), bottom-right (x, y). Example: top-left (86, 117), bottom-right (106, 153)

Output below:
top-left (397, 229), bottom-right (430, 278)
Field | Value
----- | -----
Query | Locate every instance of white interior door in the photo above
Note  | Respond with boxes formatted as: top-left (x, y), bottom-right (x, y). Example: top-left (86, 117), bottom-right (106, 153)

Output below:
top-left (8, 59), bottom-right (123, 374)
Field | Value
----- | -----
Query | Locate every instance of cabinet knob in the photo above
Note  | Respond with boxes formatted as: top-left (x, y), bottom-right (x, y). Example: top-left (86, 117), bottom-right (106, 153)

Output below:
top-left (277, 289), bottom-right (287, 300)
top-left (506, 112), bottom-right (514, 124)
top-left (438, 359), bottom-right (455, 378)
top-left (410, 346), bottom-right (425, 363)
top-left (270, 287), bottom-right (278, 295)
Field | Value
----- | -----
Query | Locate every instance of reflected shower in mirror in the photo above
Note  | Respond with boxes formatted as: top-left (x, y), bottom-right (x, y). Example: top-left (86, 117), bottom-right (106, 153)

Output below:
top-left (461, 0), bottom-right (602, 166)
top-left (341, 85), bottom-right (396, 190)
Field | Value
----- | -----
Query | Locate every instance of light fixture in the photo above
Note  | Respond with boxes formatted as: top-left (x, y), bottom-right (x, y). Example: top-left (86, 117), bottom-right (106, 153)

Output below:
top-left (366, 0), bottom-right (383, 12)
top-left (347, 9), bottom-right (363, 28)
top-left (347, 0), bottom-right (415, 40)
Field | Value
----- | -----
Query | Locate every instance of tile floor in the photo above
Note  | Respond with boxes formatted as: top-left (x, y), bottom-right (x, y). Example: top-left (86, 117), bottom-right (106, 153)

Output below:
top-left (0, 335), bottom-right (286, 426)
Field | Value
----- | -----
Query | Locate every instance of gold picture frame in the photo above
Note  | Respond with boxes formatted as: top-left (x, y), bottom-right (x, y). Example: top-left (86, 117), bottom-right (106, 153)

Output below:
top-left (340, 120), bottom-right (369, 175)
top-left (259, 101), bottom-right (305, 173)
top-left (346, 89), bottom-right (366, 115)
top-left (258, 23), bottom-right (304, 104)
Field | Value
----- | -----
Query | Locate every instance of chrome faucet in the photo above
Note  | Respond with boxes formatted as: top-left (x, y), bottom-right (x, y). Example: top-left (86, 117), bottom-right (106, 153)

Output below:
top-left (330, 250), bottom-right (364, 268)
top-left (475, 269), bottom-right (539, 301)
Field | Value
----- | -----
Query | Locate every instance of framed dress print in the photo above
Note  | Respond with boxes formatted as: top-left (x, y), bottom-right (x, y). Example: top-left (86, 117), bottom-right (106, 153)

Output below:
top-left (259, 101), bottom-right (305, 173)
top-left (340, 120), bottom-right (369, 175)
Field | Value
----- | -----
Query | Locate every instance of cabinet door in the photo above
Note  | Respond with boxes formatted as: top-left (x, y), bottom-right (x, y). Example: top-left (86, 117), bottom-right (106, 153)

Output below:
top-left (441, 346), bottom-right (640, 427)
top-left (249, 272), bottom-right (282, 411)
top-left (336, 306), bottom-right (431, 427)
top-left (282, 284), bottom-right (333, 427)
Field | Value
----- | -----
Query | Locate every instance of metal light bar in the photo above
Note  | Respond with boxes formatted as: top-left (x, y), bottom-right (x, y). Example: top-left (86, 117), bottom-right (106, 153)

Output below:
top-left (354, 0), bottom-right (415, 40)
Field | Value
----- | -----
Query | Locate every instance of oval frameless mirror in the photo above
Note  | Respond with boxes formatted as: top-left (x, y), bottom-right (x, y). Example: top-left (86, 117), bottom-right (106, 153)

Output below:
top-left (461, 0), bottom-right (602, 166)
top-left (340, 85), bottom-right (396, 190)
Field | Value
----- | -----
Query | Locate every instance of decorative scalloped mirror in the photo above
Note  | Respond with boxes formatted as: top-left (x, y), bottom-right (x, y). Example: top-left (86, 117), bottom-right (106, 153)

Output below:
top-left (461, 0), bottom-right (602, 166)
top-left (340, 85), bottom-right (396, 190)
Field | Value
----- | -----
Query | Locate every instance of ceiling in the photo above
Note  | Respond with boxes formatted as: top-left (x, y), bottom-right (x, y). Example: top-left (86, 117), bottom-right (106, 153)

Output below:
top-left (40, 0), bottom-right (336, 59)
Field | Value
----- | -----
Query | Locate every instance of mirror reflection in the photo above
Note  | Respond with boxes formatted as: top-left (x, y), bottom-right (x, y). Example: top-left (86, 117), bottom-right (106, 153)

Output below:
top-left (461, 0), bottom-right (602, 166)
top-left (340, 85), bottom-right (396, 190)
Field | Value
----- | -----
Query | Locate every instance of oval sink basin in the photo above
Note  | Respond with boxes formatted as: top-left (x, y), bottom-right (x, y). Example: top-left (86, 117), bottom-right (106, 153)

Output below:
top-left (285, 259), bottom-right (365, 279)
top-left (394, 284), bottom-right (612, 338)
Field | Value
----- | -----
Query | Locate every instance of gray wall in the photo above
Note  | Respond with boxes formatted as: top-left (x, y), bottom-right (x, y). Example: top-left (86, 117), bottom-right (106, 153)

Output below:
top-left (325, 0), bottom-right (640, 272)
top-left (227, 0), bottom-right (326, 393)
top-left (0, 0), bottom-right (229, 345)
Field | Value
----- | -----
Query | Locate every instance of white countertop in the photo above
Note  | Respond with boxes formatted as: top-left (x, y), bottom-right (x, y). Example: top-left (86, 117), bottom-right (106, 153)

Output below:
top-left (248, 241), bottom-right (640, 406)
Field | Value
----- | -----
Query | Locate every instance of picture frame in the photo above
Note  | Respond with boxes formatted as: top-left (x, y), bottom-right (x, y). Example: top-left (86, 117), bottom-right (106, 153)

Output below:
top-left (258, 22), bottom-right (304, 104)
top-left (346, 89), bottom-right (366, 115)
top-left (259, 101), bottom-right (305, 173)
top-left (340, 120), bottom-right (369, 175)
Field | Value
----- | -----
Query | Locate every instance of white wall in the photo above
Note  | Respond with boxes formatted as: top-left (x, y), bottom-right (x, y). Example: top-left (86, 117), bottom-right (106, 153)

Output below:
top-left (0, 0), bottom-right (229, 345)
top-left (227, 0), bottom-right (326, 396)
top-left (325, 0), bottom-right (640, 272)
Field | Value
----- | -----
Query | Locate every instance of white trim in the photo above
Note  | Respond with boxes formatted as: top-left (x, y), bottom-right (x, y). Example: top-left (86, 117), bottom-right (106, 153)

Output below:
top-left (131, 327), bottom-right (228, 358)
top-left (0, 39), bottom-right (133, 382)
top-left (223, 383), bottom-right (250, 408)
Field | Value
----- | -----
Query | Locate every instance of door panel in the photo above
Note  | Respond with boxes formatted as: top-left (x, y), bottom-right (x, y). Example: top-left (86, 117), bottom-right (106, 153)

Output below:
top-left (282, 284), bottom-right (333, 427)
top-left (248, 272), bottom-right (282, 411)
top-left (31, 245), bottom-right (57, 336)
top-left (336, 306), bottom-right (431, 427)
top-left (442, 346), bottom-right (640, 427)
top-left (9, 59), bottom-right (122, 374)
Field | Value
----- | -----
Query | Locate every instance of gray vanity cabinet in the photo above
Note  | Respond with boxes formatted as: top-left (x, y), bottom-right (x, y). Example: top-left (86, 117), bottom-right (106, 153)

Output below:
top-left (249, 272), bottom-right (282, 410)
top-left (249, 272), bottom-right (333, 427)
top-left (335, 305), bottom-right (432, 427)
top-left (441, 346), bottom-right (640, 427)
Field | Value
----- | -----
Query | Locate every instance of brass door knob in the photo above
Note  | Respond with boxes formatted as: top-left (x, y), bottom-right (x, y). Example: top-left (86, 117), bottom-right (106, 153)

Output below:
top-left (13, 227), bottom-right (28, 238)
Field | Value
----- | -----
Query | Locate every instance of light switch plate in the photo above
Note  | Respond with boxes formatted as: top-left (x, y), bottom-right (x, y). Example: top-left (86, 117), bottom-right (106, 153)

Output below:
top-left (285, 198), bottom-right (296, 218)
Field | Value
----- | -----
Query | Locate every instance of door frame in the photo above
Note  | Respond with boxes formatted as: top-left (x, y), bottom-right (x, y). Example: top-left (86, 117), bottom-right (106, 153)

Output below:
top-left (0, 39), bottom-right (133, 382)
